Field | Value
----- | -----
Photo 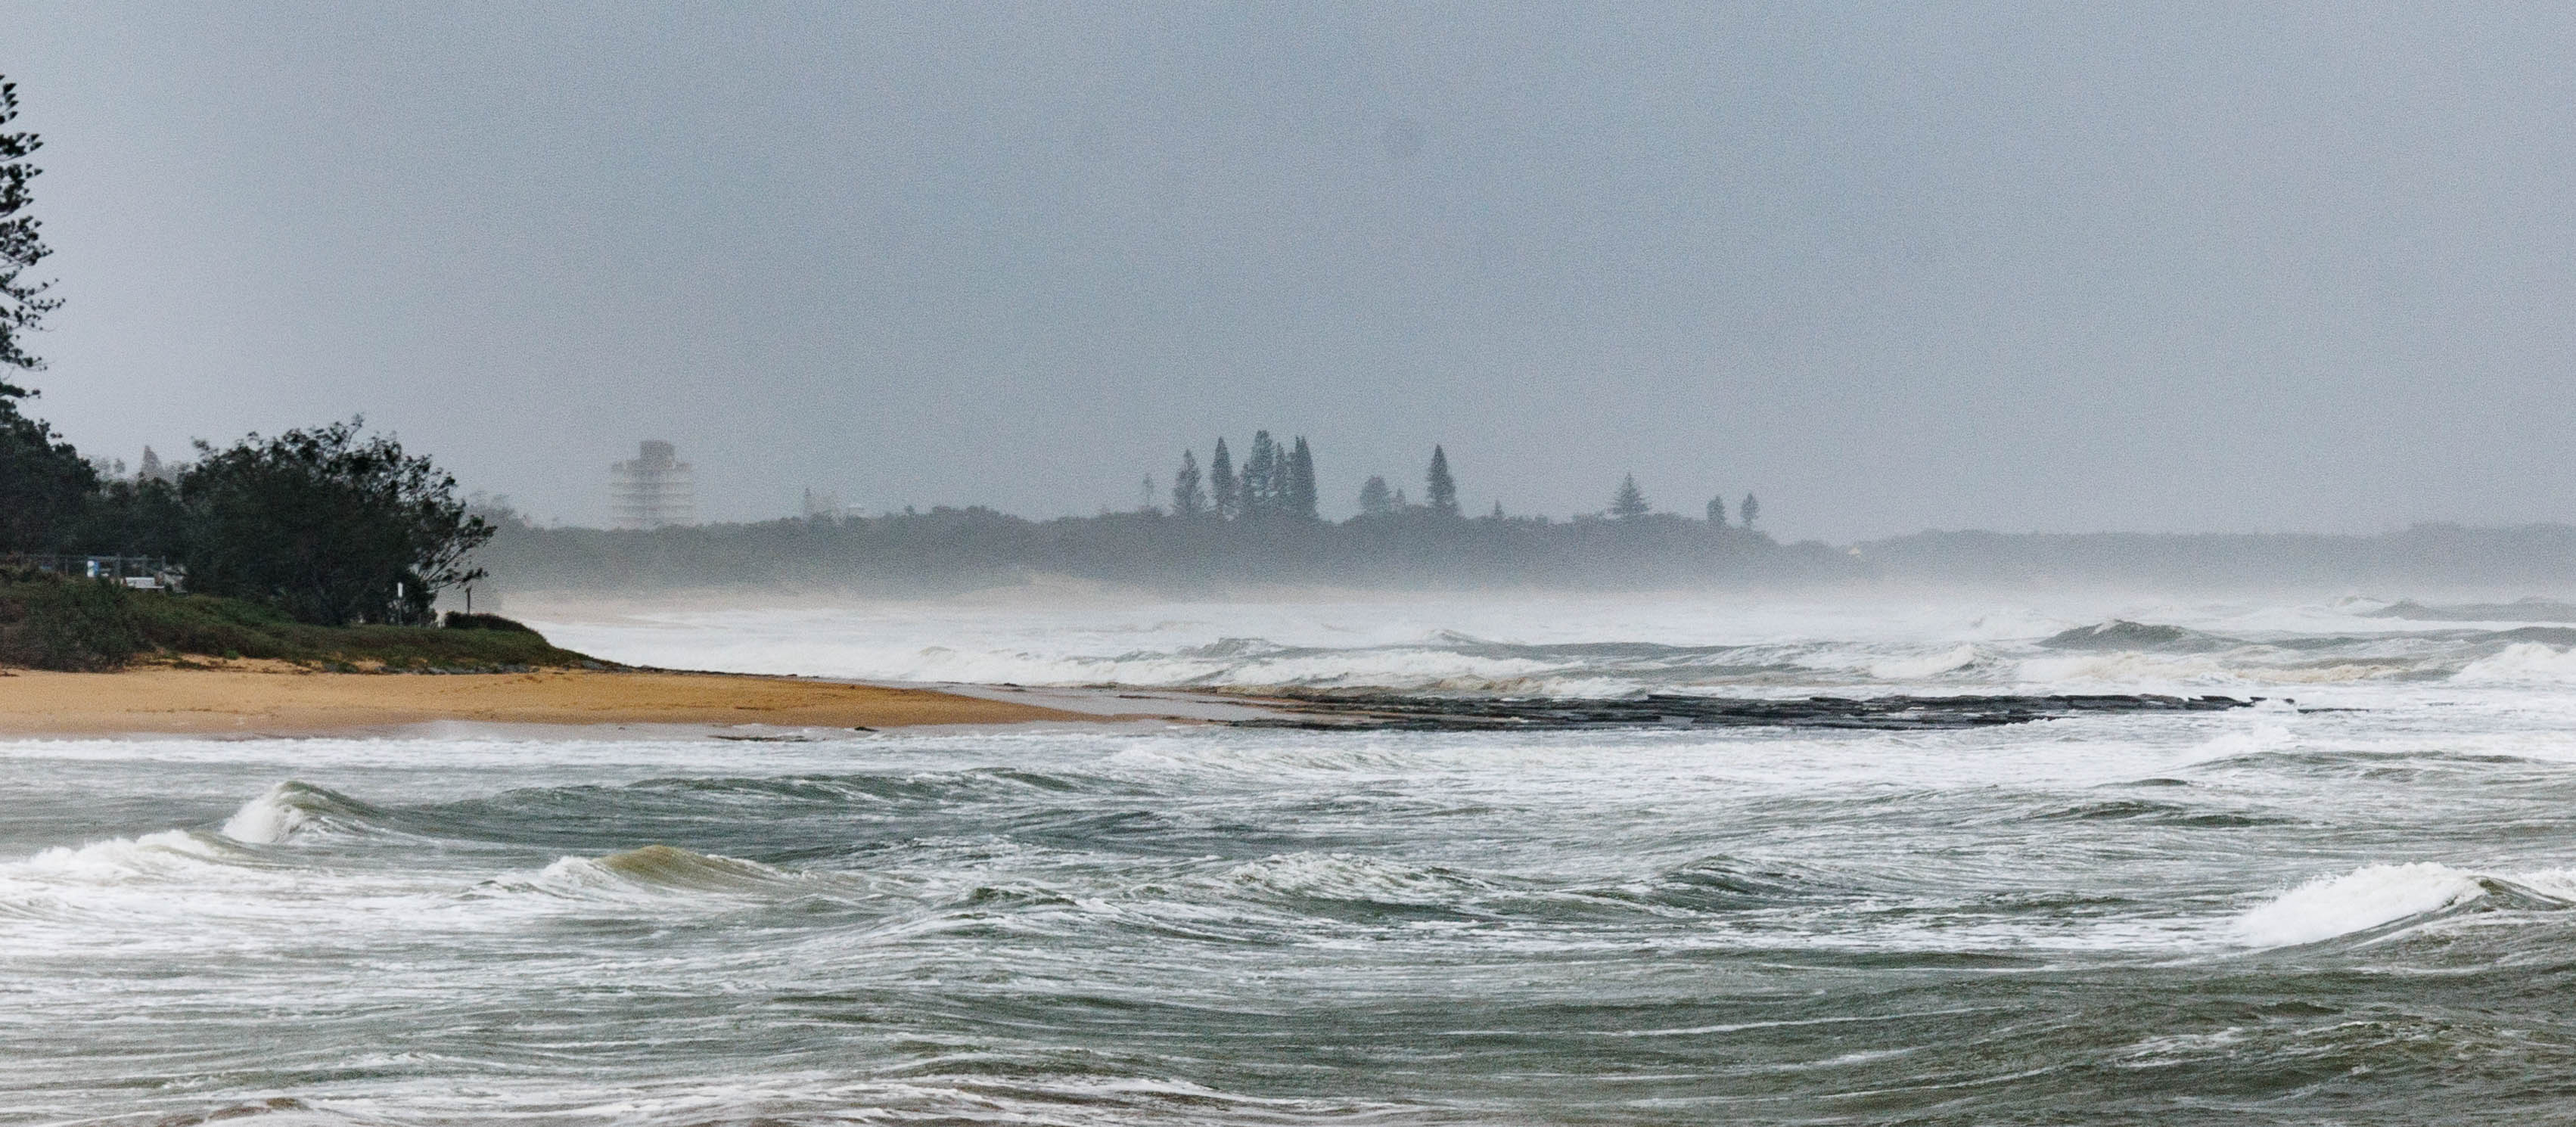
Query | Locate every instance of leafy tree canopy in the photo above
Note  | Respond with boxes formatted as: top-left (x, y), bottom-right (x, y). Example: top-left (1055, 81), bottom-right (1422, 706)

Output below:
top-left (0, 401), bottom-right (92, 550)
top-left (1358, 475), bottom-right (1394, 517)
top-left (180, 419), bottom-right (492, 626)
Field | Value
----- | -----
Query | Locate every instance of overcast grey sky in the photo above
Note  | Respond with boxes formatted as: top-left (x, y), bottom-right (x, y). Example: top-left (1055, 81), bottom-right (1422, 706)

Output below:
top-left (9, 2), bottom-right (2575, 539)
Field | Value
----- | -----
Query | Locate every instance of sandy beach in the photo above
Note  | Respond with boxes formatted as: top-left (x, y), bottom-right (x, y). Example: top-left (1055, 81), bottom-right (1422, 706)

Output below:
top-left (0, 665), bottom-right (1096, 736)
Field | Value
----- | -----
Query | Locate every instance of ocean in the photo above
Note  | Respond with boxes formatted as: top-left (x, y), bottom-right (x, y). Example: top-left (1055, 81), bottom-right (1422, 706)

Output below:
top-left (12, 588), bottom-right (2576, 1124)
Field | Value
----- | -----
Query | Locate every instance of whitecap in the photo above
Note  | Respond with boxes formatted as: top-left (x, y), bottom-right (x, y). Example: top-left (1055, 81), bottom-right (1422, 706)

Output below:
top-left (219, 781), bottom-right (381, 844)
top-left (2231, 862), bottom-right (2485, 947)
top-left (2453, 642), bottom-right (2576, 685)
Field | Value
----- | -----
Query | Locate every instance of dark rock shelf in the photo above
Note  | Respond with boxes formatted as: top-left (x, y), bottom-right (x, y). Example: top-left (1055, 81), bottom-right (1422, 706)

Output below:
top-left (1232, 691), bottom-right (2259, 732)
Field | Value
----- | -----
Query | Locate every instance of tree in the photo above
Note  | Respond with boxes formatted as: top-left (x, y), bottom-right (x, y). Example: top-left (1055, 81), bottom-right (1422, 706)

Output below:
top-left (0, 402), bottom-right (93, 550)
top-left (1241, 430), bottom-right (1279, 520)
top-left (1611, 474), bottom-right (1650, 520)
top-left (1706, 495), bottom-right (1728, 526)
top-left (1425, 445), bottom-right (1459, 517)
top-left (1741, 492), bottom-right (1760, 528)
top-left (1287, 436), bottom-right (1318, 520)
top-left (1210, 438), bottom-right (1238, 520)
top-left (179, 419), bottom-right (492, 626)
top-left (1170, 449), bottom-right (1206, 517)
top-left (1357, 475), bottom-right (1394, 516)
top-left (77, 472), bottom-right (185, 557)
top-left (0, 76), bottom-right (61, 394)
top-left (0, 73), bottom-right (83, 548)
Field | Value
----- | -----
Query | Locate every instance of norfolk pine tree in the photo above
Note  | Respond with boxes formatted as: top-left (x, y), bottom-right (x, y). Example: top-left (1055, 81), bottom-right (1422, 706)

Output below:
top-left (1170, 450), bottom-right (1206, 517)
top-left (1210, 439), bottom-right (1238, 519)
top-left (1611, 474), bottom-right (1650, 520)
top-left (1242, 431), bottom-right (1279, 520)
top-left (0, 74), bottom-right (90, 550)
top-left (1425, 446), bottom-right (1459, 517)
top-left (1288, 436), bottom-right (1318, 520)
top-left (0, 76), bottom-right (59, 393)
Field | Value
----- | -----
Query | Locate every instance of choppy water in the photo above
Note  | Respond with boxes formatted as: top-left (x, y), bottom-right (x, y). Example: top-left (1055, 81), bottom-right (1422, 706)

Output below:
top-left (15, 590), bottom-right (2576, 1124)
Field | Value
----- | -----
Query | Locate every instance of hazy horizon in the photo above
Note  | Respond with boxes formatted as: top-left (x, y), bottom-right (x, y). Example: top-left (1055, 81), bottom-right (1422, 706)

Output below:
top-left (14, 3), bottom-right (2576, 539)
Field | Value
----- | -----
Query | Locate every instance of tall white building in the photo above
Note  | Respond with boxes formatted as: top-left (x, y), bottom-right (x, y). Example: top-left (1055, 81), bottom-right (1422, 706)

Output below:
top-left (609, 439), bottom-right (697, 529)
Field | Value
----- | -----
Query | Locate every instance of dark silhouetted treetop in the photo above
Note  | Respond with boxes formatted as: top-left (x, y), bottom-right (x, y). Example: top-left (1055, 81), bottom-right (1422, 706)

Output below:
top-left (0, 76), bottom-right (63, 395)
top-left (180, 418), bottom-right (493, 626)
top-left (1210, 438), bottom-right (1238, 520)
top-left (1741, 492), bottom-right (1760, 527)
top-left (1426, 445), bottom-right (1459, 517)
top-left (1242, 430), bottom-right (1279, 520)
top-left (1611, 474), bottom-right (1650, 520)
top-left (1706, 495), bottom-right (1728, 526)
top-left (0, 400), bottom-right (92, 550)
top-left (1170, 449), bottom-right (1206, 517)
top-left (1287, 436), bottom-right (1319, 520)
top-left (1358, 475), bottom-right (1394, 516)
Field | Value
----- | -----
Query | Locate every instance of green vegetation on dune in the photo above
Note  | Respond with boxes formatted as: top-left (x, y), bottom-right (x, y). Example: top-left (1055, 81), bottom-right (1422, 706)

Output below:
top-left (0, 573), bottom-right (600, 672)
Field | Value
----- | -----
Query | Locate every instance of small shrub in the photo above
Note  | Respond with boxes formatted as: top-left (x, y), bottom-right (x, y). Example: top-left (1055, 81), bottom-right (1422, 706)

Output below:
top-left (0, 578), bottom-right (141, 671)
top-left (440, 611), bottom-right (536, 633)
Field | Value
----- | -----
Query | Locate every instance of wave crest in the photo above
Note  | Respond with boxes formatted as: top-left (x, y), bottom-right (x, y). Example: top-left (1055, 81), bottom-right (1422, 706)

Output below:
top-left (528, 845), bottom-right (809, 899)
top-left (2233, 862), bottom-right (2487, 946)
top-left (2453, 642), bottom-right (2576, 685)
top-left (220, 781), bottom-right (385, 844)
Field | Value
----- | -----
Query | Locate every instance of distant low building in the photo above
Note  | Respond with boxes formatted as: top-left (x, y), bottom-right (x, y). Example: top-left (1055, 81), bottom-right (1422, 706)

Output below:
top-left (610, 440), bottom-right (697, 529)
top-left (802, 487), bottom-right (851, 521)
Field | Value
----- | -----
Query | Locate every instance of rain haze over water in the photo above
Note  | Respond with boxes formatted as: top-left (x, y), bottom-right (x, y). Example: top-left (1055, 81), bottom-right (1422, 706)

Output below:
top-left (16, 5), bottom-right (2576, 1125)
top-left (12, 3), bottom-right (2576, 536)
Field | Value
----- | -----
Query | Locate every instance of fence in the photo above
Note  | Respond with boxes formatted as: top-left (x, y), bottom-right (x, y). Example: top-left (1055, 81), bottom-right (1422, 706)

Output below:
top-left (1, 554), bottom-right (185, 589)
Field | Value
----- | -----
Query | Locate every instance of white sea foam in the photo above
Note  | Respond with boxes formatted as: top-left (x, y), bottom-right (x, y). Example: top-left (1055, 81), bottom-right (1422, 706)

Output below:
top-left (1222, 852), bottom-right (1496, 906)
top-left (2454, 642), bottom-right (2576, 685)
top-left (18, 588), bottom-right (2576, 1121)
top-left (8, 830), bottom-right (247, 883)
top-left (2231, 862), bottom-right (2486, 947)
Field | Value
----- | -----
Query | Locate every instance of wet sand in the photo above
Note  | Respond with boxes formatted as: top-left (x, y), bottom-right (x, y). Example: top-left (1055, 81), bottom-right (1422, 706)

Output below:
top-left (0, 665), bottom-right (1098, 737)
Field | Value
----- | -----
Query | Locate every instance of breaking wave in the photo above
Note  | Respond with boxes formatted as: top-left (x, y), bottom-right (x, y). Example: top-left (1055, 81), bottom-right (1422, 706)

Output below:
top-left (6, 829), bottom-right (256, 883)
top-left (2230, 862), bottom-right (2576, 947)
top-left (2453, 642), bottom-right (2576, 685)
top-left (220, 781), bottom-right (390, 843)
top-left (2040, 620), bottom-right (2237, 653)
top-left (507, 845), bottom-right (877, 905)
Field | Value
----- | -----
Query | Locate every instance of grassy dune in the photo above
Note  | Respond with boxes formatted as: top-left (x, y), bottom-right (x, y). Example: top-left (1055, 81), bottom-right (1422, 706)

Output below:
top-left (0, 576), bottom-right (599, 672)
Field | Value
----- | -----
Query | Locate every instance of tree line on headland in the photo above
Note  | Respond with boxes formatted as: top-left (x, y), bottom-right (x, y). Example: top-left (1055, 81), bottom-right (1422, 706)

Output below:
top-left (474, 436), bottom-right (1813, 595)
top-left (0, 75), bottom-right (491, 630)
top-left (1153, 431), bottom-right (1761, 530)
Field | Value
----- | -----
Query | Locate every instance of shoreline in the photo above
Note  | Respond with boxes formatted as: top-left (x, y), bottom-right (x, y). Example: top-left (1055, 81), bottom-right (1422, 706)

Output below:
top-left (0, 665), bottom-right (1115, 738)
